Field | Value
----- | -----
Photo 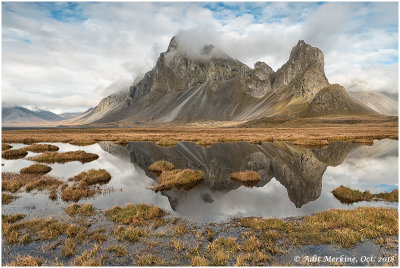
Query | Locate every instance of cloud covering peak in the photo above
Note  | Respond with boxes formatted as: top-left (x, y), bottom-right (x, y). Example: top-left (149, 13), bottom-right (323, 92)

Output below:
top-left (2, 2), bottom-right (398, 113)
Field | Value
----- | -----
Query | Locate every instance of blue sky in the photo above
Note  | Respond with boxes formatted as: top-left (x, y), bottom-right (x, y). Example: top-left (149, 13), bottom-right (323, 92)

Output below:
top-left (2, 1), bottom-right (398, 113)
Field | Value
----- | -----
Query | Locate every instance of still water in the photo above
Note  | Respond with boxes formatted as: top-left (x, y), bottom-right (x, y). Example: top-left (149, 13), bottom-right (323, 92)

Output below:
top-left (2, 139), bottom-right (398, 222)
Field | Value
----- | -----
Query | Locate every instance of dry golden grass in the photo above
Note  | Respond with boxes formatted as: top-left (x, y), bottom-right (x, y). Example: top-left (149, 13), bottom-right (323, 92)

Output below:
top-left (20, 164), bottom-right (52, 174)
top-left (114, 139), bottom-right (129, 146)
top-left (2, 119), bottom-right (397, 146)
top-left (2, 172), bottom-right (62, 197)
top-left (28, 150), bottom-right (99, 164)
top-left (69, 140), bottom-right (96, 146)
top-left (4, 255), bottom-right (43, 266)
top-left (332, 185), bottom-right (373, 203)
top-left (2, 143), bottom-right (12, 151)
top-left (136, 253), bottom-right (166, 266)
top-left (24, 143), bottom-right (59, 152)
top-left (2, 148), bottom-right (28, 160)
top-left (107, 245), bottom-right (128, 256)
top-left (148, 160), bottom-right (175, 172)
top-left (72, 169), bottom-right (111, 185)
top-left (61, 184), bottom-right (97, 202)
top-left (190, 256), bottom-right (209, 266)
top-left (231, 171), bottom-right (260, 182)
top-left (65, 203), bottom-right (95, 216)
top-left (2, 193), bottom-right (17, 204)
top-left (156, 140), bottom-right (178, 147)
top-left (153, 169), bottom-right (205, 192)
top-left (72, 243), bottom-right (104, 266)
top-left (105, 203), bottom-right (165, 226)
top-left (332, 186), bottom-right (398, 204)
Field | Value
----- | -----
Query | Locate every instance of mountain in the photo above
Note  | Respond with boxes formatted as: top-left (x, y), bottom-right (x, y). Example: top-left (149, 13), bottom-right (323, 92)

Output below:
top-left (348, 91), bottom-right (398, 116)
top-left (63, 37), bottom-right (381, 126)
top-left (99, 140), bottom-right (358, 209)
top-left (300, 84), bottom-right (375, 117)
top-left (2, 106), bottom-right (64, 126)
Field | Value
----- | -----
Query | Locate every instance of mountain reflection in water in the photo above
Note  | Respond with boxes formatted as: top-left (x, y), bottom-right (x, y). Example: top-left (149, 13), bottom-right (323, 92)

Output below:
top-left (100, 140), bottom-right (371, 211)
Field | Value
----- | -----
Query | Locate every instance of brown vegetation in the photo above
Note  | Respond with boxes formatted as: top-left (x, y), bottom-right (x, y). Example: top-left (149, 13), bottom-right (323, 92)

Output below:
top-left (65, 203), bottom-right (95, 216)
top-left (105, 203), bottom-right (165, 226)
top-left (332, 186), bottom-right (398, 203)
top-left (72, 169), bottom-right (111, 185)
top-left (4, 255), bottom-right (43, 266)
top-left (2, 143), bottom-right (12, 151)
top-left (69, 140), bottom-right (96, 146)
top-left (2, 149), bottom-right (28, 160)
top-left (2, 193), bottom-right (18, 204)
top-left (20, 164), bottom-right (52, 174)
top-left (153, 169), bottom-right (205, 192)
top-left (148, 160), bottom-right (175, 172)
top-left (231, 171), bottom-right (260, 184)
top-left (28, 150), bottom-right (99, 164)
top-left (2, 173), bottom-right (63, 198)
top-left (2, 119), bottom-right (397, 146)
top-left (61, 169), bottom-right (111, 202)
top-left (24, 143), bottom-right (59, 152)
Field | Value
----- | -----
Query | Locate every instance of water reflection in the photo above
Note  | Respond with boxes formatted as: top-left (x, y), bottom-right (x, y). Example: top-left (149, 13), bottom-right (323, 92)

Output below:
top-left (2, 140), bottom-right (397, 222)
top-left (99, 139), bottom-right (397, 220)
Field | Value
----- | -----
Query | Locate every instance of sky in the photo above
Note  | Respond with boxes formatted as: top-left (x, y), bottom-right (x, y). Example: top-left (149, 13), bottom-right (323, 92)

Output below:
top-left (2, 1), bottom-right (398, 114)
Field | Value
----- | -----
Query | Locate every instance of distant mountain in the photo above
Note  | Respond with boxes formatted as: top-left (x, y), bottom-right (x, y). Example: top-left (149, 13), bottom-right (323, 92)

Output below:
top-left (2, 106), bottom-right (64, 126)
top-left (58, 108), bottom-right (93, 120)
top-left (72, 36), bottom-right (380, 126)
top-left (349, 91), bottom-right (398, 116)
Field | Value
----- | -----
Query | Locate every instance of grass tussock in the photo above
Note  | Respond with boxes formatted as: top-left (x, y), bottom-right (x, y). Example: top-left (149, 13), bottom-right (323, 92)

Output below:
top-left (72, 169), bottom-right (111, 185)
top-left (4, 255), bottom-right (43, 266)
top-left (28, 150), bottom-right (99, 164)
top-left (107, 245), bottom-right (128, 257)
top-left (113, 226), bottom-right (147, 242)
top-left (2, 148), bottom-right (28, 160)
top-left (65, 203), bottom-right (95, 216)
top-left (153, 169), bottom-right (205, 192)
top-left (136, 254), bottom-right (166, 266)
top-left (25, 178), bottom-right (63, 192)
top-left (235, 250), bottom-right (272, 266)
top-left (290, 207), bottom-right (398, 248)
top-left (231, 171), bottom-right (260, 183)
top-left (332, 186), bottom-right (398, 204)
top-left (2, 173), bottom-right (62, 198)
top-left (61, 184), bottom-right (98, 202)
top-left (69, 140), bottom-right (96, 146)
top-left (23, 138), bottom-right (36, 145)
top-left (72, 243), bottom-right (104, 266)
top-left (148, 160), bottom-right (175, 172)
top-left (24, 143), bottom-right (59, 152)
top-left (20, 164), bottom-right (52, 174)
top-left (2, 193), bottom-right (18, 204)
top-left (190, 256), bottom-right (209, 266)
top-left (375, 189), bottom-right (398, 202)
top-left (2, 143), bottom-right (12, 151)
top-left (105, 203), bottom-right (165, 226)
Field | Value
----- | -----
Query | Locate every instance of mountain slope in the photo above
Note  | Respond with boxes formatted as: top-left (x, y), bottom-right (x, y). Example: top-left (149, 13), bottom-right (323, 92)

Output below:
top-left (349, 91), bottom-right (398, 116)
top-left (73, 37), bottom-right (381, 126)
top-left (2, 106), bottom-right (63, 125)
top-left (300, 84), bottom-right (376, 117)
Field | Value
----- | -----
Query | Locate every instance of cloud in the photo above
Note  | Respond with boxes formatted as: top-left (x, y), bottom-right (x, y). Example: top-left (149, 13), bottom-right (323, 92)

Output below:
top-left (2, 2), bottom-right (398, 113)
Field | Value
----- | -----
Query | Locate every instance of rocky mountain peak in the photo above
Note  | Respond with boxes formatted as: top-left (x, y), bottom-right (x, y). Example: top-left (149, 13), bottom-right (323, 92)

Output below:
top-left (271, 40), bottom-right (329, 101)
top-left (166, 36), bottom-right (179, 53)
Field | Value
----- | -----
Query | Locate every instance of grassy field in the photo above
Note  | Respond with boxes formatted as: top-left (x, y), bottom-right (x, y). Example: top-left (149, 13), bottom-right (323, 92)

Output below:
top-left (1, 118), bottom-right (398, 146)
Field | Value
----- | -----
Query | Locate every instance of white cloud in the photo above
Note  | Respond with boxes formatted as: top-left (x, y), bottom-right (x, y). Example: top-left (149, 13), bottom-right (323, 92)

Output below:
top-left (2, 2), bottom-right (398, 113)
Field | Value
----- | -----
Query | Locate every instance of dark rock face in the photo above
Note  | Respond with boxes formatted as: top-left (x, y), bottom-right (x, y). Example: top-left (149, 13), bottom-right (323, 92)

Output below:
top-left (78, 37), bottom-right (375, 125)
top-left (300, 84), bottom-right (375, 117)
top-left (99, 141), bottom-right (357, 209)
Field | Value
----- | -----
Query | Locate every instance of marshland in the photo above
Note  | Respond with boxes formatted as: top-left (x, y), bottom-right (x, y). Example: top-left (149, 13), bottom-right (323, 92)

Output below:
top-left (1, 133), bottom-right (398, 266)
